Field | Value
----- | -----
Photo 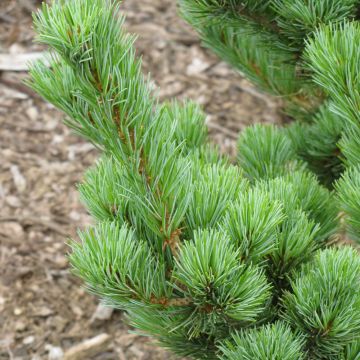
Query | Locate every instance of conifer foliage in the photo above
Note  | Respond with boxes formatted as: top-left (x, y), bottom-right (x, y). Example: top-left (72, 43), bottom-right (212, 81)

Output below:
top-left (179, 0), bottom-right (360, 242)
top-left (29, 0), bottom-right (360, 359)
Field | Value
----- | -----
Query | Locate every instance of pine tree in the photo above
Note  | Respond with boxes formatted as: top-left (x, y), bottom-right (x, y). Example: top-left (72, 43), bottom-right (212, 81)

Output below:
top-left (179, 0), bottom-right (360, 242)
top-left (28, 0), bottom-right (360, 359)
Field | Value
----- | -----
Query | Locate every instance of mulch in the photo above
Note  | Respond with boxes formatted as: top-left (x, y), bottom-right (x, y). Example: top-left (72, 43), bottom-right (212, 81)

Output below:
top-left (0, 0), bottom-right (281, 359)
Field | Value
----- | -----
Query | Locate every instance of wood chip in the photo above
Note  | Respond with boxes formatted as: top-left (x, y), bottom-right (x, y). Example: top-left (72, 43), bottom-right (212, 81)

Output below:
top-left (0, 216), bottom-right (69, 236)
top-left (10, 165), bottom-right (27, 193)
top-left (63, 333), bottom-right (111, 360)
top-left (0, 52), bottom-right (49, 71)
top-left (90, 304), bottom-right (114, 324)
top-left (0, 221), bottom-right (25, 240)
top-left (47, 345), bottom-right (64, 360)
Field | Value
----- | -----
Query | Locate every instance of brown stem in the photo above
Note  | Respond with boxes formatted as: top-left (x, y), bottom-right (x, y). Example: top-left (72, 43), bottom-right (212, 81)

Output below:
top-left (150, 295), bottom-right (192, 307)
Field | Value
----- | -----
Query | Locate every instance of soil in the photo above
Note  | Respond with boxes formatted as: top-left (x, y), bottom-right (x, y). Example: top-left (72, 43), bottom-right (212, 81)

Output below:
top-left (0, 1), bottom-right (281, 359)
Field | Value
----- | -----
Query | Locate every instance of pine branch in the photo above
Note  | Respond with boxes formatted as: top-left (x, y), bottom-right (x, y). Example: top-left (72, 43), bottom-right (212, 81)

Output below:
top-left (283, 247), bottom-right (360, 357)
top-left (336, 166), bottom-right (360, 242)
top-left (28, 0), bottom-right (360, 358)
top-left (219, 321), bottom-right (305, 359)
